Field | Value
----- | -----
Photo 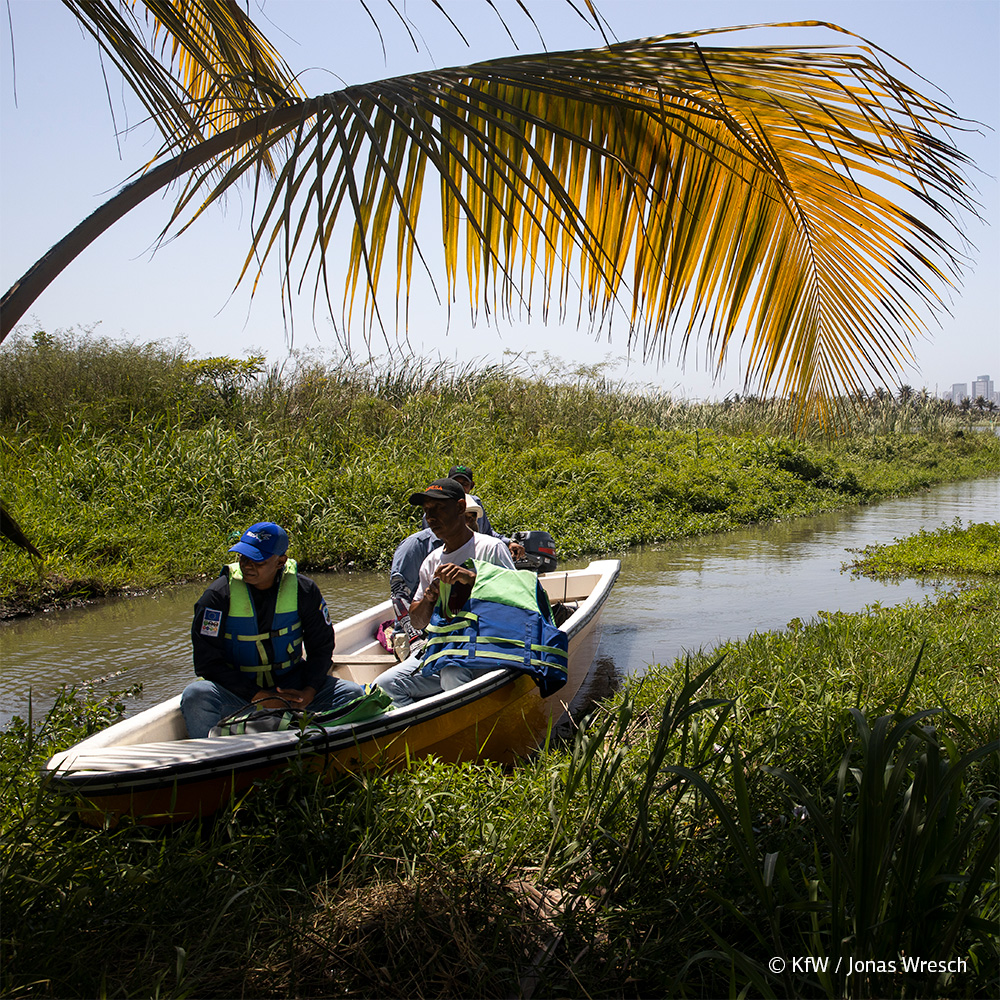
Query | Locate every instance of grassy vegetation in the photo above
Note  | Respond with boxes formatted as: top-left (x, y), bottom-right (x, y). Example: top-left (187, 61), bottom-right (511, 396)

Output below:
top-left (3, 328), bottom-right (999, 616)
top-left (2, 535), bottom-right (997, 998)
top-left (846, 519), bottom-right (1000, 581)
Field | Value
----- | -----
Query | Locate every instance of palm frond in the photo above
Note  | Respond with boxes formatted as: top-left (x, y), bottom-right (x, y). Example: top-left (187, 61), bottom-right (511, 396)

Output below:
top-left (1, 498), bottom-right (42, 560)
top-left (62, 0), bottom-right (303, 173)
top-left (4, 19), bottom-right (980, 425)
top-left (166, 26), bottom-right (975, 423)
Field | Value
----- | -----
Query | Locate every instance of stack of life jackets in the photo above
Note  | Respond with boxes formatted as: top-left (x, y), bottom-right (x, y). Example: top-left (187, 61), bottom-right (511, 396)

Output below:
top-left (418, 559), bottom-right (568, 697)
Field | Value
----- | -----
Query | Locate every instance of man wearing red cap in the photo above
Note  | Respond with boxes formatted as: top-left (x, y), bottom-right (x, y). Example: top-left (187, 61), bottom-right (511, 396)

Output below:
top-left (180, 521), bottom-right (364, 738)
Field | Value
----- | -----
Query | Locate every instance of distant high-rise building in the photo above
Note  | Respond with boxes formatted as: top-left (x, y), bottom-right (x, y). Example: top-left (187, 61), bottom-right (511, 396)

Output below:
top-left (951, 382), bottom-right (969, 401)
top-left (971, 375), bottom-right (994, 402)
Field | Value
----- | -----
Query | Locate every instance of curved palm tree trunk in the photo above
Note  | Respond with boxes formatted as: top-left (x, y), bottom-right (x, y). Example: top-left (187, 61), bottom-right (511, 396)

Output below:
top-left (0, 102), bottom-right (312, 344)
top-left (1, 498), bottom-right (43, 559)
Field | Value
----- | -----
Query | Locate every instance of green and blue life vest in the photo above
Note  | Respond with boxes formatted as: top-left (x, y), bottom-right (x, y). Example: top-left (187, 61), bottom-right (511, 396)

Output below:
top-left (420, 560), bottom-right (568, 697)
top-left (223, 559), bottom-right (303, 688)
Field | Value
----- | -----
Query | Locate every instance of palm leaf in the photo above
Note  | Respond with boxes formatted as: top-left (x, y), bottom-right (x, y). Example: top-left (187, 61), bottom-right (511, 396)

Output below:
top-left (209, 27), bottom-right (977, 422)
top-left (1, 498), bottom-right (42, 561)
top-left (3, 17), bottom-right (979, 425)
top-left (62, 0), bottom-right (304, 173)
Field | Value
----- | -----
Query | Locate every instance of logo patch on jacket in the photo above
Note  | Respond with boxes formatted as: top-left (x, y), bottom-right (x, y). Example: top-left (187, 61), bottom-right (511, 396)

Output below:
top-left (320, 600), bottom-right (331, 626)
top-left (200, 609), bottom-right (223, 637)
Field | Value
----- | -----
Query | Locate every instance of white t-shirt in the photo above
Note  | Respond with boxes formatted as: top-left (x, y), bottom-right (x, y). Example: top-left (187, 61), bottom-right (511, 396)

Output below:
top-left (413, 532), bottom-right (515, 602)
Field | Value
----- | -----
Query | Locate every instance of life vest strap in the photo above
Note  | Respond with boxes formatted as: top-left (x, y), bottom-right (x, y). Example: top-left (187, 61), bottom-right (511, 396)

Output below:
top-left (236, 656), bottom-right (296, 687)
top-left (424, 613), bottom-right (480, 635)
top-left (421, 645), bottom-right (567, 671)
top-left (223, 624), bottom-right (297, 643)
top-left (424, 632), bottom-right (566, 658)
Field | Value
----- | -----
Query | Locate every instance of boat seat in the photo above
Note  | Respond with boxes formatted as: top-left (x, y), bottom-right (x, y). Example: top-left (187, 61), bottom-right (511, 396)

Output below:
top-left (330, 654), bottom-right (397, 668)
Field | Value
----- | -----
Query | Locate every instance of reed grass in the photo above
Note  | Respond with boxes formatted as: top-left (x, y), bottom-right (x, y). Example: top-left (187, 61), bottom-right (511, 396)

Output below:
top-left (3, 329), bottom-right (999, 616)
top-left (2, 569), bottom-right (996, 998)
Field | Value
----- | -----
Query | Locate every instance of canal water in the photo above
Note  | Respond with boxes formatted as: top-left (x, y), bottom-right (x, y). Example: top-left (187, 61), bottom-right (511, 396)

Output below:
top-left (1, 477), bottom-right (996, 727)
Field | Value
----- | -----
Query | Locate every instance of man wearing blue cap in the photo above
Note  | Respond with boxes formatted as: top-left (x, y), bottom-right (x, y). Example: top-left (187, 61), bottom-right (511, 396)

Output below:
top-left (180, 521), bottom-right (364, 738)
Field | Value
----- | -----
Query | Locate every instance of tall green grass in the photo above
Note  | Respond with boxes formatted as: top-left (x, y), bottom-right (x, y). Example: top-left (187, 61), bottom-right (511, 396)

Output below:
top-left (4, 329), bottom-right (999, 615)
top-left (2, 578), bottom-right (996, 998)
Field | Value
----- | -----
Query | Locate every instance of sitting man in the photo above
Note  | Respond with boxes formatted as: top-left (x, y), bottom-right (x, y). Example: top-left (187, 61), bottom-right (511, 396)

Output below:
top-left (180, 521), bottom-right (364, 738)
top-left (388, 499), bottom-right (485, 606)
top-left (375, 480), bottom-right (515, 705)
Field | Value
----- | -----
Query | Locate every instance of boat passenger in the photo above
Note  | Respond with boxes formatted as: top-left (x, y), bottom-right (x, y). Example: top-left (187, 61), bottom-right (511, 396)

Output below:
top-left (388, 500), bottom-right (485, 605)
top-left (423, 463), bottom-right (525, 561)
top-left (180, 521), bottom-right (364, 739)
top-left (375, 480), bottom-right (515, 705)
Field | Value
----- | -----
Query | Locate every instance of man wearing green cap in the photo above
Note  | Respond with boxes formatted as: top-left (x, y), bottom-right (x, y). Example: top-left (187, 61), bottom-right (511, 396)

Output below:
top-left (419, 464), bottom-right (524, 560)
top-left (180, 521), bottom-right (364, 738)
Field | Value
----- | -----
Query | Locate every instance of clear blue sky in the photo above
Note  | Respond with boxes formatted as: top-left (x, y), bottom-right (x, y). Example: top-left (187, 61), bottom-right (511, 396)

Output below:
top-left (1, 1), bottom-right (997, 398)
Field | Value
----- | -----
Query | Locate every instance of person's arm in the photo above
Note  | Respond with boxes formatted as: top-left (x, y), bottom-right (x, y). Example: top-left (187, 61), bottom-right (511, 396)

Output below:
top-left (408, 579), bottom-right (440, 631)
top-left (191, 578), bottom-right (259, 702)
top-left (474, 498), bottom-right (521, 553)
top-left (296, 577), bottom-right (336, 692)
top-left (479, 511), bottom-right (505, 543)
top-left (390, 530), bottom-right (437, 604)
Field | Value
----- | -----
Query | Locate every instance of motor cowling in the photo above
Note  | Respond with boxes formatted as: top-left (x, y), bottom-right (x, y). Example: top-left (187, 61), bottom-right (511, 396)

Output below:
top-left (512, 530), bottom-right (557, 574)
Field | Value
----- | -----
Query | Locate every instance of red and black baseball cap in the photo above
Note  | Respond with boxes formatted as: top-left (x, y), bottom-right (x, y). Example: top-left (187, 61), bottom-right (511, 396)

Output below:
top-left (408, 478), bottom-right (466, 504)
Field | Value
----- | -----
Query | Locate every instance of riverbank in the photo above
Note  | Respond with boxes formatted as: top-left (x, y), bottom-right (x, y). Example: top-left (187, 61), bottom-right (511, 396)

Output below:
top-left (3, 330), bottom-right (999, 617)
top-left (2, 525), bottom-right (996, 998)
top-left (846, 518), bottom-right (1000, 580)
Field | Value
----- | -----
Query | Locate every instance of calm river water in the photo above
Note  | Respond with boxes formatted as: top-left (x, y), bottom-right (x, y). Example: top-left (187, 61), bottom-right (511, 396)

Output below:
top-left (1, 476), bottom-right (997, 727)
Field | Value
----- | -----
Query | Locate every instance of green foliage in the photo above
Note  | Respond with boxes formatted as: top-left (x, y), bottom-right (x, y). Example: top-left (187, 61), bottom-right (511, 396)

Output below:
top-left (2, 329), bottom-right (999, 616)
top-left (2, 580), bottom-right (997, 998)
top-left (847, 519), bottom-right (1000, 581)
top-left (667, 699), bottom-right (998, 1000)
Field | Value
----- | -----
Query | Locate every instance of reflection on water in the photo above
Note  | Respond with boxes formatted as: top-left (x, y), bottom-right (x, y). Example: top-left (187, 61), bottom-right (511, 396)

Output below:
top-left (1, 477), bottom-right (996, 726)
top-left (596, 476), bottom-right (998, 675)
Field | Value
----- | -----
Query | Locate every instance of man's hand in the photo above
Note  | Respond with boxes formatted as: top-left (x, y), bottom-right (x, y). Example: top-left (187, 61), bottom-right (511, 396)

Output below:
top-left (434, 562), bottom-right (476, 587)
top-left (408, 564), bottom-right (478, 629)
top-left (436, 563), bottom-right (476, 613)
top-left (508, 541), bottom-right (526, 560)
top-left (252, 686), bottom-right (316, 709)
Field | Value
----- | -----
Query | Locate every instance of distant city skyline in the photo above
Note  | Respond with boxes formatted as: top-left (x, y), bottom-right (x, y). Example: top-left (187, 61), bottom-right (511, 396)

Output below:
top-left (938, 372), bottom-right (998, 405)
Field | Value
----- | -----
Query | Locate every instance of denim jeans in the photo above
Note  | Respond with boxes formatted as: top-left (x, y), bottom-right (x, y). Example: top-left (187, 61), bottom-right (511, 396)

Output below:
top-left (180, 675), bottom-right (365, 738)
top-left (373, 655), bottom-right (478, 706)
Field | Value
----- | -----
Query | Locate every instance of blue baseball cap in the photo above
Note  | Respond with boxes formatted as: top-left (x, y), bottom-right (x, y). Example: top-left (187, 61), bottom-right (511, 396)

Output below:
top-left (229, 522), bottom-right (288, 561)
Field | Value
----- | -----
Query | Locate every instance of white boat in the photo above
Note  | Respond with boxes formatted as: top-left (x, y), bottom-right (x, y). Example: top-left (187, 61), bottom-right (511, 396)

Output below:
top-left (44, 560), bottom-right (621, 825)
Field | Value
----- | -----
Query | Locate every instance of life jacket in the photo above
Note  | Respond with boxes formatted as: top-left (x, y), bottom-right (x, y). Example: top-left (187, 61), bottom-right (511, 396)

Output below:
top-left (223, 559), bottom-right (303, 688)
top-left (419, 560), bottom-right (568, 697)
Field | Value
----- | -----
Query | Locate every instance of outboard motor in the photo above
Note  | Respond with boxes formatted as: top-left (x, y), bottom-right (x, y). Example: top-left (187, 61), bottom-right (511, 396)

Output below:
top-left (512, 530), bottom-right (557, 574)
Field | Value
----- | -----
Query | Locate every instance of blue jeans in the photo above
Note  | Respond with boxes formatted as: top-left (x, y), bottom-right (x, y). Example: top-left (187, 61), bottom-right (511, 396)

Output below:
top-left (374, 655), bottom-right (478, 706)
top-left (180, 675), bottom-right (365, 738)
